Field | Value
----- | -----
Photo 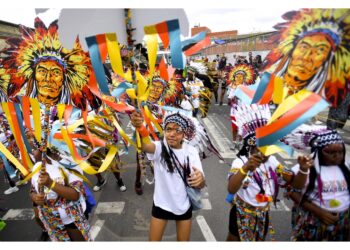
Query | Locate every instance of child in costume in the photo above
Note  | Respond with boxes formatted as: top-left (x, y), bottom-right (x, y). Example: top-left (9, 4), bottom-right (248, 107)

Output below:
top-left (226, 104), bottom-right (309, 241)
top-left (30, 146), bottom-right (91, 241)
top-left (283, 125), bottom-right (350, 241)
top-left (130, 111), bottom-right (205, 241)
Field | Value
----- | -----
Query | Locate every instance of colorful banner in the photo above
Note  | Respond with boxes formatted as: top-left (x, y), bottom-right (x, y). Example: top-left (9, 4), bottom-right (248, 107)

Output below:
top-left (252, 72), bottom-right (285, 105)
top-left (234, 84), bottom-right (258, 105)
top-left (184, 36), bottom-right (211, 57)
top-left (86, 35), bottom-right (111, 95)
top-left (256, 90), bottom-right (329, 148)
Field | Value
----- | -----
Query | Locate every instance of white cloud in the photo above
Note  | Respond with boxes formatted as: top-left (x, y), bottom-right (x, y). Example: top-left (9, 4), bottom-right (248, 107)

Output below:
top-left (0, 8), bottom-right (61, 28)
top-left (184, 8), bottom-right (294, 35)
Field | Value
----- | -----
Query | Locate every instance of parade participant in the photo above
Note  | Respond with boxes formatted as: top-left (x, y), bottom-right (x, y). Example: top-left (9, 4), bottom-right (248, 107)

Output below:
top-left (30, 146), bottom-right (91, 241)
top-left (226, 104), bottom-right (307, 241)
top-left (262, 9), bottom-right (350, 126)
top-left (227, 64), bottom-right (256, 150)
top-left (184, 65), bottom-right (204, 118)
top-left (282, 125), bottom-right (350, 241)
top-left (130, 111), bottom-right (205, 241)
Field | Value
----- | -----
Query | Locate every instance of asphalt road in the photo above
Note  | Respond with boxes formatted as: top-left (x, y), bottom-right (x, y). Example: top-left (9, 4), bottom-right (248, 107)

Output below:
top-left (1, 90), bottom-right (350, 241)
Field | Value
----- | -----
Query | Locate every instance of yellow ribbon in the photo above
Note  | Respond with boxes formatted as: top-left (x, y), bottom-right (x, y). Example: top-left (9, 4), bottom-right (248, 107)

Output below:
top-left (0, 142), bottom-right (29, 176)
top-left (78, 145), bottom-right (119, 175)
top-left (144, 105), bottom-right (163, 137)
top-left (106, 33), bottom-right (125, 78)
top-left (2, 102), bottom-right (33, 169)
top-left (16, 162), bottom-right (42, 185)
top-left (268, 89), bottom-right (312, 124)
top-left (272, 77), bottom-right (287, 104)
top-left (144, 25), bottom-right (159, 80)
top-left (105, 108), bottom-right (137, 148)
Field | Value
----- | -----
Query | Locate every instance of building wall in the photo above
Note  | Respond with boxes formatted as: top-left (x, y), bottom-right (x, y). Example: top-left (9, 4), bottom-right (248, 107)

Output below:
top-left (191, 26), bottom-right (238, 40)
top-left (202, 32), bottom-right (275, 54)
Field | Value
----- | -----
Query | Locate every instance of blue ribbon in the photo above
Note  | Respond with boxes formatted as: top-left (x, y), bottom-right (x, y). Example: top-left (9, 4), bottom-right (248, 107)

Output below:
top-left (167, 20), bottom-right (185, 69)
top-left (111, 82), bottom-right (133, 99)
top-left (257, 98), bottom-right (329, 147)
top-left (181, 31), bottom-right (206, 49)
top-left (86, 36), bottom-right (111, 95)
top-left (0, 152), bottom-right (16, 179)
top-left (14, 102), bottom-right (33, 155)
top-left (251, 72), bottom-right (271, 104)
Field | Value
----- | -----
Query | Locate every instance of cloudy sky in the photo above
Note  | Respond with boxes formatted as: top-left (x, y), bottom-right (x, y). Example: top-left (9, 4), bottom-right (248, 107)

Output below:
top-left (1, 8), bottom-right (290, 35)
top-left (1, 1), bottom-right (349, 38)
top-left (184, 8), bottom-right (292, 34)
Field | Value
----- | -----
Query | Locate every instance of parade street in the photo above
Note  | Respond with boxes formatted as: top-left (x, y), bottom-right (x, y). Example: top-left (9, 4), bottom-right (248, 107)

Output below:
top-left (1, 96), bottom-right (350, 241)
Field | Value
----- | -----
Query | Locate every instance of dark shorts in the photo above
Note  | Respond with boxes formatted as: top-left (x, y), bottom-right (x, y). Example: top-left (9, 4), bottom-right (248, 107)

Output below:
top-left (64, 222), bottom-right (78, 230)
top-left (228, 205), bottom-right (239, 236)
top-left (152, 203), bottom-right (192, 221)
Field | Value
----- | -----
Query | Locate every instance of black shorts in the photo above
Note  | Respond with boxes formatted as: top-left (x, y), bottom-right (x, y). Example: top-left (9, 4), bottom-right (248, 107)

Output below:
top-left (228, 205), bottom-right (239, 236)
top-left (152, 203), bottom-right (192, 221)
top-left (64, 222), bottom-right (78, 230)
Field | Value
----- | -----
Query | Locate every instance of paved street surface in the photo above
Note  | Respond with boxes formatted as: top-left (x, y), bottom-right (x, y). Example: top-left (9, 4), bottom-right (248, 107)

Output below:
top-left (1, 91), bottom-right (350, 241)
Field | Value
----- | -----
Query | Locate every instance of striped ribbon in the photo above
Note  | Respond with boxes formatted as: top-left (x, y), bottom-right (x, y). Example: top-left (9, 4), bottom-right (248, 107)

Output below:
top-left (256, 90), bottom-right (329, 151)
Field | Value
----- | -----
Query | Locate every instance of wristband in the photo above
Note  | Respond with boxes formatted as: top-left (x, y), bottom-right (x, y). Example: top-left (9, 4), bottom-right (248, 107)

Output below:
top-left (137, 125), bottom-right (150, 138)
top-left (299, 168), bottom-right (310, 175)
top-left (239, 167), bottom-right (247, 176)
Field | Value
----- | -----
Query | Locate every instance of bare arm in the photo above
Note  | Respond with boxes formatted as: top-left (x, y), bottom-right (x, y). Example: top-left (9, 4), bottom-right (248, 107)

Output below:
top-left (130, 111), bottom-right (156, 154)
top-left (188, 167), bottom-right (205, 189)
top-left (291, 156), bottom-right (314, 189)
top-left (37, 171), bottom-right (80, 201)
top-left (227, 154), bottom-right (265, 194)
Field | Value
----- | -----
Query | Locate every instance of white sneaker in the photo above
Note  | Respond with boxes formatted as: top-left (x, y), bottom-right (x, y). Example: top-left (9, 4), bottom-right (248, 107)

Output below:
top-left (119, 185), bottom-right (127, 192)
top-left (4, 186), bottom-right (19, 195)
top-left (93, 179), bottom-right (107, 192)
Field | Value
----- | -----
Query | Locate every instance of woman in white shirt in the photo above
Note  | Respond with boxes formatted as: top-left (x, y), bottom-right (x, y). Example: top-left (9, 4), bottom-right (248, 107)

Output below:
top-left (287, 129), bottom-right (350, 241)
top-left (130, 111), bottom-right (205, 241)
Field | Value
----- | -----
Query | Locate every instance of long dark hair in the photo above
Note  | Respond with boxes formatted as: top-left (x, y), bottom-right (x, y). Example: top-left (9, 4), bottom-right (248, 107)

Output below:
top-left (160, 140), bottom-right (175, 173)
top-left (300, 143), bottom-right (350, 205)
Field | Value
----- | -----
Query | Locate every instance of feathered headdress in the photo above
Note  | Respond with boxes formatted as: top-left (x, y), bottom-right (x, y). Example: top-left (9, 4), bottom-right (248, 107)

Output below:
top-left (228, 64), bottom-right (256, 86)
top-left (282, 124), bottom-right (344, 152)
top-left (262, 9), bottom-right (350, 107)
top-left (233, 104), bottom-right (271, 146)
top-left (163, 112), bottom-right (196, 141)
top-left (187, 61), bottom-right (208, 75)
top-left (1, 17), bottom-right (101, 110)
top-left (0, 67), bottom-right (10, 102)
top-left (164, 78), bottom-right (183, 105)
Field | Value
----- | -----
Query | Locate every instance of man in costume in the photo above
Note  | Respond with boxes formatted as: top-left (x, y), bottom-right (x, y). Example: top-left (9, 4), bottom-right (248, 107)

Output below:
top-left (227, 64), bottom-right (256, 150)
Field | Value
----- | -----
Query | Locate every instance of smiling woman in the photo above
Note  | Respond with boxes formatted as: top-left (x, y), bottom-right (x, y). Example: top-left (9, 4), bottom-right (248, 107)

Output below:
top-left (130, 111), bottom-right (205, 241)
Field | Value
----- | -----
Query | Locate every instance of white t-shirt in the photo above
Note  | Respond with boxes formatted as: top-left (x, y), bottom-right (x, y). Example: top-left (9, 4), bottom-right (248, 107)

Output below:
top-left (183, 78), bottom-right (203, 108)
top-left (228, 155), bottom-right (280, 207)
top-left (31, 161), bottom-right (86, 225)
top-left (180, 98), bottom-right (193, 112)
top-left (291, 164), bottom-right (350, 212)
top-left (147, 140), bottom-right (204, 215)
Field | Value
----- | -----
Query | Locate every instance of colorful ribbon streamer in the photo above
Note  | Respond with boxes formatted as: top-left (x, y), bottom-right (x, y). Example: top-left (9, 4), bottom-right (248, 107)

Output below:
top-left (256, 90), bottom-right (329, 149)
top-left (252, 72), bottom-right (285, 105)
